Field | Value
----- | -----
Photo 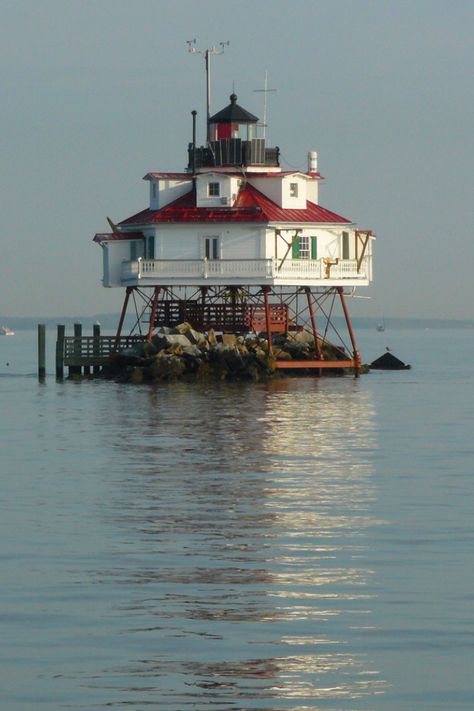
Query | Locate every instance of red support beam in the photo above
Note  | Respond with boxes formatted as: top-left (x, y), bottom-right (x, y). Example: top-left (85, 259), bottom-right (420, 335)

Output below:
top-left (337, 287), bottom-right (361, 375)
top-left (262, 286), bottom-right (273, 354)
top-left (305, 287), bottom-right (322, 360)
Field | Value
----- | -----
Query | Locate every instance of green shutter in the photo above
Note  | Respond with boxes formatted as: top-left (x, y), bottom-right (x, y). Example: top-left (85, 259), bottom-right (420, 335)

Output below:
top-left (342, 231), bottom-right (350, 260)
top-left (147, 236), bottom-right (155, 259)
top-left (311, 236), bottom-right (317, 259)
top-left (292, 236), bottom-right (300, 259)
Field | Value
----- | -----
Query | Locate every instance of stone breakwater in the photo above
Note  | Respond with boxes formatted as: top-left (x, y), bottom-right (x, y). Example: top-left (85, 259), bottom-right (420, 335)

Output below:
top-left (100, 322), bottom-right (361, 383)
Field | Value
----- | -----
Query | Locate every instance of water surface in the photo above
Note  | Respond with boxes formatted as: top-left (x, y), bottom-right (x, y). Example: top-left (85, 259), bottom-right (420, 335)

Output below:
top-left (1, 328), bottom-right (473, 709)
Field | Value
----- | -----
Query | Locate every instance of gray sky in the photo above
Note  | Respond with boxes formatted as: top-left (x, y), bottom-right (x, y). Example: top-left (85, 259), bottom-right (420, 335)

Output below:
top-left (1, 0), bottom-right (473, 319)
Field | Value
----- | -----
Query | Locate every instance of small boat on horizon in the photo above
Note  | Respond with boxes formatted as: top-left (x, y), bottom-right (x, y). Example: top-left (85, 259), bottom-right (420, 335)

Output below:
top-left (376, 317), bottom-right (386, 332)
top-left (0, 325), bottom-right (15, 336)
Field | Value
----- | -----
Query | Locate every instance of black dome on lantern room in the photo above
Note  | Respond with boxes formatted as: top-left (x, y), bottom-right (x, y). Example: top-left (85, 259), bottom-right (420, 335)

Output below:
top-left (209, 93), bottom-right (259, 125)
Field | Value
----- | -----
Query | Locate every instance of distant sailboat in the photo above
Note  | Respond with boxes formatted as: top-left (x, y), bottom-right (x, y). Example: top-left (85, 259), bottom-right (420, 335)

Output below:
top-left (376, 317), bottom-right (386, 332)
top-left (0, 325), bottom-right (15, 336)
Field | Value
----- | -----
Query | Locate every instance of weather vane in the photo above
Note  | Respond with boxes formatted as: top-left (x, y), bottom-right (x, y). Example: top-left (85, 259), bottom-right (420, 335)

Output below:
top-left (187, 39), bottom-right (230, 143)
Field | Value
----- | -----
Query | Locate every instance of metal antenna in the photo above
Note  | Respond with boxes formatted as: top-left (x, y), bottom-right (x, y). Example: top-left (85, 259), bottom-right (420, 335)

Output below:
top-left (187, 40), bottom-right (230, 143)
top-left (254, 70), bottom-right (276, 140)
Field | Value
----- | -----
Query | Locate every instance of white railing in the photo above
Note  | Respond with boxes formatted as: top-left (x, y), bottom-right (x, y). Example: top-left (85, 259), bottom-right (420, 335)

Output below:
top-left (121, 257), bottom-right (370, 282)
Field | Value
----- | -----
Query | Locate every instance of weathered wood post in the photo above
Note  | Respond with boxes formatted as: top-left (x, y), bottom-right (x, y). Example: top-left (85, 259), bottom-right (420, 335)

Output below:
top-left (38, 324), bottom-right (46, 380)
top-left (55, 324), bottom-right (65, 379)
top-left (93, 323), bottom-right (101, 376)
top-left (69, 322), bottom-right (82, 377)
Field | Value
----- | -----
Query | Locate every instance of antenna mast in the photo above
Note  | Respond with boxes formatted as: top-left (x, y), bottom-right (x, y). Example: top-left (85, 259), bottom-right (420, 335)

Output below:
top-left (254, 70), bottom-right (276, 140)
top-left (187, 39), bottom-right (229, 144)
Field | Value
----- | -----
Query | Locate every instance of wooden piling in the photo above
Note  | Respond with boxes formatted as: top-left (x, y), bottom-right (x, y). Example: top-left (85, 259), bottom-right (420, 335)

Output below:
top-left (38, 324), bottom-right (46, 380)
top-left (93, 323), bottom-right (101, 375)
top-left (70, 323), bottom-right (82, 376)
top-left (55, 324), bottom-right (65, 379)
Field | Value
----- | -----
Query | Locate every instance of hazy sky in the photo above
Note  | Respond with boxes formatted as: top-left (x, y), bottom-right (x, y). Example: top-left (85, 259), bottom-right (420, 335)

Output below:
top-left (1, 0), bottom-right (473, 319)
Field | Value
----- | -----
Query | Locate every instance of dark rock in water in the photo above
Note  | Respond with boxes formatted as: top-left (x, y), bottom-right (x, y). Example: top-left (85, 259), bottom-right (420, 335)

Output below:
top-left (370, 352), bottom-right (411, 370)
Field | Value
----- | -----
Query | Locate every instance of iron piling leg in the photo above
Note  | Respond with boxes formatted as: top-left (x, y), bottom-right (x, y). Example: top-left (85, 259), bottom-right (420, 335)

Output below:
top-left (262, 286), bottom-right (273, 354)
top-left (305, 287), bottom-right (322, 360)
top-left (337, 286), bottom-right (361, 376)
top-left (147, 286), bottom-right (161, 341)
top-left (115, 286), bottom-right (133, 351)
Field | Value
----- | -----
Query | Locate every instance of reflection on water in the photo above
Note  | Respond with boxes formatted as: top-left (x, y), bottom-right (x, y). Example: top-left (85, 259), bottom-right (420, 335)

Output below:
top-left (85, 379), bottom-right (387, 709)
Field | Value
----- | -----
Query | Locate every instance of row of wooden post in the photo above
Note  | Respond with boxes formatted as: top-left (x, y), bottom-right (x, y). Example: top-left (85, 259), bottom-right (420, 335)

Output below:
top-left (37, 323), bottom-right (101, 380)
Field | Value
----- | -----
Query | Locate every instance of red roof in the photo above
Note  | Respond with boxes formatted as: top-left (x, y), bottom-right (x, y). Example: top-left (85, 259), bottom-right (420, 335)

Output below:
top-left (119, 184), bottom-right (350, 226)
top-left (235, 184), bottom-right (350, 223)
top-left (144, 172), bottom-right (192, 181)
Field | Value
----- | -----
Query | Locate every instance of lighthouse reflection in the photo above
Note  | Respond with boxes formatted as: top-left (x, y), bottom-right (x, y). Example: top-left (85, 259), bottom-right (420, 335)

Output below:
top-left (97, 379), bottom-right (387, 707)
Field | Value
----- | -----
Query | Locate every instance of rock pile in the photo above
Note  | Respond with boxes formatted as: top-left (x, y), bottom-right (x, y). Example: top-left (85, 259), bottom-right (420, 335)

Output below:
top-left (101, 323), bottom-right (353, 383)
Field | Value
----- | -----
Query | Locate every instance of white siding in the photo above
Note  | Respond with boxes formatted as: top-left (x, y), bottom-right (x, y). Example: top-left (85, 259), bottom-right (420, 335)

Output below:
top-left (154, 224), bottom-right (264, 259)
top-left (102, 241), bottom-right (134, 287)
top-left (306, 178), bottom-right (319, 204)
top-left (195, 174), bottom-right (242, 207)
top-left (281, 177), bottom-right (306, 209)
top-left (248, 176), bottom-right (282, 205)
top-left (270, 226), bottom-right (357, 261)
top-left (247, 174), bottom-right (308, 209)
top-left (149, 179), bottom-right (193, 209)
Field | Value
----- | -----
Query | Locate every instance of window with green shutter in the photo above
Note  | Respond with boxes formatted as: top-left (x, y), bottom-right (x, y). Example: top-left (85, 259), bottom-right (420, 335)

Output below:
top-left (292, 235), bottom-right (317, 259)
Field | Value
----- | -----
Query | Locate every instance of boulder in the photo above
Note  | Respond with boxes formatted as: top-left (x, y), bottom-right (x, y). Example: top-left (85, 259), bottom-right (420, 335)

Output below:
top-left (152, 333), bottom-right (193, 351)
top-left (370, 352), bottom-right (411, 370)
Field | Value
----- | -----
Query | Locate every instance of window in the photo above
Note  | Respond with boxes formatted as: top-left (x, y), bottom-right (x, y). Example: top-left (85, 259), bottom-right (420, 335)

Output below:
top-left (289, 182), bottom-right (298, 198)
top-left (298, 235), bottom-right (310, 259)
top-left (204, 236), bottom-right (220, 260)
top-left (292, 235), bottom-right (317, 260)
top-left (208, 182), bottom-right (220, 197)
top-left (130, 241), bottom-right (138, 261)
top-left (152, 182), bottom-right (157, 199)
top-left (342, 231), bottom-right (350, 260)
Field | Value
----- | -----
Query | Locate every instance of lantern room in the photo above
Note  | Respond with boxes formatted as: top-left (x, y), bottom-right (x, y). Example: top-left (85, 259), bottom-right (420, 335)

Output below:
top-left (188, 93), bottom-right (280, 171)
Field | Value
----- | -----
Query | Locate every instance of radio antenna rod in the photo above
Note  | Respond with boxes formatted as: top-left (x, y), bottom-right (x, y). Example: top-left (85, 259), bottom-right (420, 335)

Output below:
top-left (254, 70), bottom-right (276, 140)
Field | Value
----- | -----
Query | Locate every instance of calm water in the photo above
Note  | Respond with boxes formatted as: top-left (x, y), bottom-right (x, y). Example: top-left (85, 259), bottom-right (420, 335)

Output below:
top-left (1, 328), bottom-right (473, 710)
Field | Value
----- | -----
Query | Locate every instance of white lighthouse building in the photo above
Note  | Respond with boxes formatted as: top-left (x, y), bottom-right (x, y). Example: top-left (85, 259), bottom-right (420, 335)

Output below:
top-left (94, 90), bottom-right (374, 372)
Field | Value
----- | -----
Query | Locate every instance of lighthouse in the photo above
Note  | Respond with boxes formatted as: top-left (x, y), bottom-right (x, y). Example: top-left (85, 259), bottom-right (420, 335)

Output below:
top-left (94, 87), bottom-right (374, 373)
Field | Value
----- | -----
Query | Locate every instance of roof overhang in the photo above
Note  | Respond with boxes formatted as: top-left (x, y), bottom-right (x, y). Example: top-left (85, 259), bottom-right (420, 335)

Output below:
top-left (93, 231), bottom-right (145, 244)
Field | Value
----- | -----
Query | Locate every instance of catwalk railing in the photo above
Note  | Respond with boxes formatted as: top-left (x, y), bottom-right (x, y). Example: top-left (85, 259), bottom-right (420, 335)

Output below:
top-left (121, 257), bottom-right (371, 283)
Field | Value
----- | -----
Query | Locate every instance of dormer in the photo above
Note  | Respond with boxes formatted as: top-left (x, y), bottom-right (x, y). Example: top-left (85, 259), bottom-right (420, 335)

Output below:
top-left (144, 173), bottom-right (192, 209)
top-left (247, 172), bottom-right (311, 209)
top-left (195, 172), bottom-right (243, 207)
top-left (281, 175), bottom-right (307, 209)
